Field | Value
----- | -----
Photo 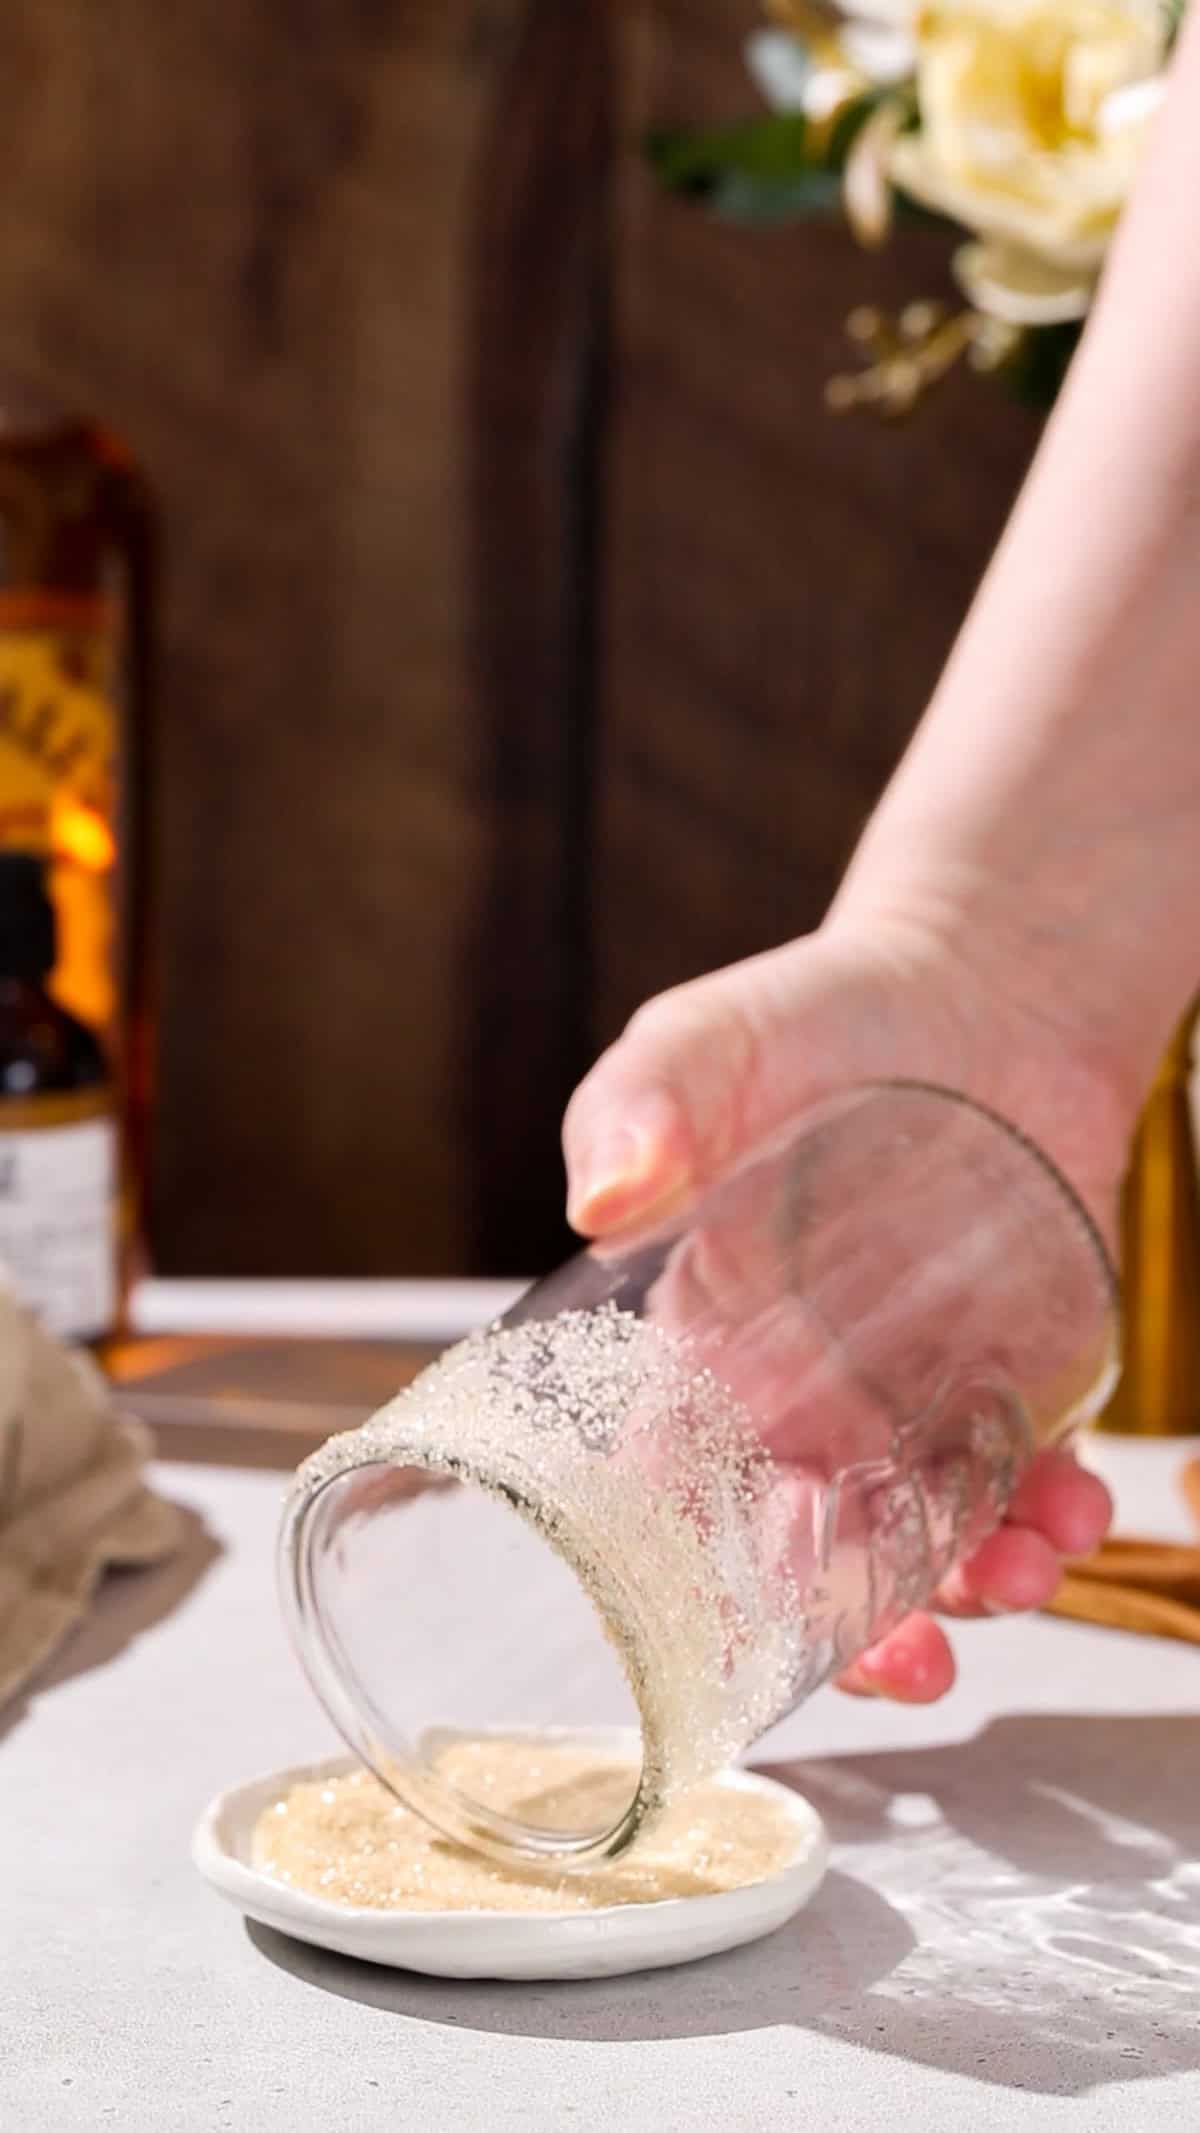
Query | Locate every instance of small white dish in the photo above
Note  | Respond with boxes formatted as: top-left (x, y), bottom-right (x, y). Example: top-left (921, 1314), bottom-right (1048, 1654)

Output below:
top-left (192, 1731), bottom-right (829, 1982)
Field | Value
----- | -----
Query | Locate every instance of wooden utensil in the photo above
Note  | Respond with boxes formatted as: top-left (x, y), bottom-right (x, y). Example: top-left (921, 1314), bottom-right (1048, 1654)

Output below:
top-left (1041, 1458), bottom-right (1200, 1643)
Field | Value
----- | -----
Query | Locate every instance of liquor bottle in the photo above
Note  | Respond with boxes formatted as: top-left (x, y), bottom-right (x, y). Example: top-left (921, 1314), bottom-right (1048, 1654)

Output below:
top-left (0, 852), bottom-right (116, 1340)
top-left (1097, 996), bottom-right (1200, 1434)
top-left (0, 376), bottom-right (155, 1337)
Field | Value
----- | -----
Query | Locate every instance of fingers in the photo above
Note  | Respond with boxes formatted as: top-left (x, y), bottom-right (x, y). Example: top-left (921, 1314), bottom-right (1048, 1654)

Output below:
top-left (563, 1076), bottom-right (696, 1239)
top-left (837, 1534), bottom-right (1056, 1705)
top-left (839, 1527), bottom-right (1066, 1703)
top-left (935, 1449), bottom-right (1113, 1616)
top-left (838, 1451), bottom-right (1113, 1702)
top-left (1005, 1445), bottom-right (1113, 1556)
top-left (838, 1613), bottom-right (957, 1702)
top-left (563, 936), bottom-right (911, 1237)
top-left (936, 1524), bottom-right (1064, 1615)
top-left (563, 962), bottom-right (776, 1235)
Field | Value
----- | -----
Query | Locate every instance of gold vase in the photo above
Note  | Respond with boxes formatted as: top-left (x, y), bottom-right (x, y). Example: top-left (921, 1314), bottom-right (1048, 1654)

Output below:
top-left (1097, 996), bottom-right (1200, 1434)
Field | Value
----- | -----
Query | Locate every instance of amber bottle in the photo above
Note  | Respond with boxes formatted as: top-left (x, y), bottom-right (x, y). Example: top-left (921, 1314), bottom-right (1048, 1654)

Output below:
top-left (0, 852), bottom-right (117, 1339)
top-left (1097, 997), bottom-right (1200, 1434)
top-left (0, 378), bottom-right (155, 1336)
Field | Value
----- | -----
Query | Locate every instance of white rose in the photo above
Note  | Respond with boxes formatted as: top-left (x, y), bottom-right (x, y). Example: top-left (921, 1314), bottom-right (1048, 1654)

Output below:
top-left (889, 0), bottom-right (1167, 321)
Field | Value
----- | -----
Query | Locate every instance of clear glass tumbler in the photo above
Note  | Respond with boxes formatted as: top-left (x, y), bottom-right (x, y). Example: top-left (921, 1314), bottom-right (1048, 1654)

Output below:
top-left (279, 1082), bottom-right (1118, 1866)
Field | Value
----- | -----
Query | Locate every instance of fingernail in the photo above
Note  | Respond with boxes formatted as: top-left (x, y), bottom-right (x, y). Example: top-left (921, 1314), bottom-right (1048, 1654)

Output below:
top-left (567, 1128), bottom-right (648, 1227)
top-left (837, 1660), bottom-right (884, 1699)
top-left (937, 1566), bottom-right (974, 1613)
top-left (567, 1128), bottom-right (689, 1234)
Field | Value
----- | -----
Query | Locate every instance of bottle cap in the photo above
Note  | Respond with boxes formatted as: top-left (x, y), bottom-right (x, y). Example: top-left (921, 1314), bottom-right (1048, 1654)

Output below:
top-left (0, 851), bottom-right (56, 978)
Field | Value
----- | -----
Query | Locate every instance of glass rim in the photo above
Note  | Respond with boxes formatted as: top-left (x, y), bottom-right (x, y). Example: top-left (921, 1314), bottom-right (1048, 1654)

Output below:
top-left (862, 1078), bottom-right (1118, 1299)
top-left (277, 1440), bottom-right (662, 1866)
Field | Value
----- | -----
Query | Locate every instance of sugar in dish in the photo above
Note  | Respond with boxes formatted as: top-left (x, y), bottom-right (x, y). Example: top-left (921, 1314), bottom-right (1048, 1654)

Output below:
top-left (196, 1733), bottom-right (830, 1978)
top-left (253, 1737), bottom-right (805, 1914)
top-left (280, 1303), bottom-right (812, 1865)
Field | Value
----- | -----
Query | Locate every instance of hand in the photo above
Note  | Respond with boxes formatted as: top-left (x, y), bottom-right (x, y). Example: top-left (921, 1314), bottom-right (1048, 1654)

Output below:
top-left (563, 916), bottom-right (1125, 1702)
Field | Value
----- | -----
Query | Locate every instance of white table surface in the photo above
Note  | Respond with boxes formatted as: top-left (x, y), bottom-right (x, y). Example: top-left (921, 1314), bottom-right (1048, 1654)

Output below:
top-left (3, 1435), bottom-right (1199, 2133)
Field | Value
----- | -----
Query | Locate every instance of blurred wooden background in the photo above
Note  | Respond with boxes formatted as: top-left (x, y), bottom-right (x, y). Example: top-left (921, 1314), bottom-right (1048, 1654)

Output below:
top-left (0, 0), bottom-right (1044, 1278)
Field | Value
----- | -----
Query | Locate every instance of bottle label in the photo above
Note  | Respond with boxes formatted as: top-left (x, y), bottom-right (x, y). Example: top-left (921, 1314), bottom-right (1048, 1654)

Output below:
top-left (0, 596), bottom-right (119, 1033)
top-left (0, 1093), bottom-right (117, 1339)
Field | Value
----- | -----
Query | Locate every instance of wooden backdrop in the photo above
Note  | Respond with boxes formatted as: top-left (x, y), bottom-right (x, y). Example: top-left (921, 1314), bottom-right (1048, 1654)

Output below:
top-left (0, 0), bottom-right (1044, 1277)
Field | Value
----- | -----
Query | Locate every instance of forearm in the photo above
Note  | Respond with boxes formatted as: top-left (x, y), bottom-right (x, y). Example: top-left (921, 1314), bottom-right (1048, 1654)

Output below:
top-left (833, 5), bottom-right (1200, 1107)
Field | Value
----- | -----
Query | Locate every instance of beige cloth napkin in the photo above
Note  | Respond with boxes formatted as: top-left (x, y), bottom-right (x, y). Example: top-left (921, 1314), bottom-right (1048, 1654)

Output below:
top-left (0, 1284), bottom-right (182, 1709)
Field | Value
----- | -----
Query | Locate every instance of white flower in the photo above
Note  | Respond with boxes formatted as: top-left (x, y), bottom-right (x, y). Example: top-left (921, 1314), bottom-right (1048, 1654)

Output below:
top-left (747, 2), bottom-right (917, 123)
top-left (838, 0), bottom-right (920, 82)
top-left (746, 0), bottom-right (1169, 326)
top-left (889, 0), bottom-right (1168, 321)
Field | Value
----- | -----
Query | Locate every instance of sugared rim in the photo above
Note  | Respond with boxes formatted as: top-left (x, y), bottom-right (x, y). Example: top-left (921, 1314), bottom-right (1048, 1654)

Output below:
top-left (277, 1442), bottom-right (668, 1868)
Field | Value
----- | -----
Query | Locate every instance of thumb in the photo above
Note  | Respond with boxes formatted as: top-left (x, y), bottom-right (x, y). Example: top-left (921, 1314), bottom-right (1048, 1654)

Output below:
top-left (563, 932), bottom-right (918, 1237)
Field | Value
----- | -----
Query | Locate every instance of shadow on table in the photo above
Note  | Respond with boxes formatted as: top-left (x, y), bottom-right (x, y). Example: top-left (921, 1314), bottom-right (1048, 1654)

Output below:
top-left (248, 1864), bottom-right (908, 2040)
top-left (0, 1496), bottom-right (221, 1748)
top-left (248, 1710), bottom-right (1200, 2097)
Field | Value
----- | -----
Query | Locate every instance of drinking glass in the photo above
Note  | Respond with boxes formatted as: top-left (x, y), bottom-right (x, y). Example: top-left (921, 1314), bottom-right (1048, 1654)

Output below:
top-left (279, 1082), bottom-right (1118, 1866)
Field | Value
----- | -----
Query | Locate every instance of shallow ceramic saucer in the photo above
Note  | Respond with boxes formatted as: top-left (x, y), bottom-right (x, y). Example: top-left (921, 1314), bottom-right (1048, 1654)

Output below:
top-left (193, 1728), bottom-right (829, 1982)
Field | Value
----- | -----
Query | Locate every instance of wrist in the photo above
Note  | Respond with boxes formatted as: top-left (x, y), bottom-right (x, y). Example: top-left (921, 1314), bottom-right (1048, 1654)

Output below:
top-left (833, 794), bottom-right (1188, 1107)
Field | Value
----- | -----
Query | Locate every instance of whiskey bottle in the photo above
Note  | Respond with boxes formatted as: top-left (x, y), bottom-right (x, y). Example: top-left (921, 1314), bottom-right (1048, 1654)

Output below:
top-left (0, 377), bottom-right (155, 1333)
top-left (0, 852), bottom-right (116, 1340)
top-left (1097, 996), bottom-right (1200, 1434)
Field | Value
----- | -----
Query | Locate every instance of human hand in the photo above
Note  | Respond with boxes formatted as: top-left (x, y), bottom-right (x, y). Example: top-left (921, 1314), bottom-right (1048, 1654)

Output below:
top-left (564, 917), bottom-right (1124, 1701)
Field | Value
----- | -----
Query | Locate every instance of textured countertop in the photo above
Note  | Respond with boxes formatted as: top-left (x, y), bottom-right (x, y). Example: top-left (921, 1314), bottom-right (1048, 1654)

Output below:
top-left (4, 1434), bottom-right (1199, 2133)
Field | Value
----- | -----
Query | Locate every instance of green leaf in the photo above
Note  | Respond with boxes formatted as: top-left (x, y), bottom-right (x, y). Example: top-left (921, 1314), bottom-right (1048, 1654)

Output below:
top-left (708, 169), bottom-right (844, 224)
top-left (645, 100), bottom-right (881, 203)
top-left (1163, 0), bottom-right (1187, 48)
top-left (646, 114), bottom-right (816, 196)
